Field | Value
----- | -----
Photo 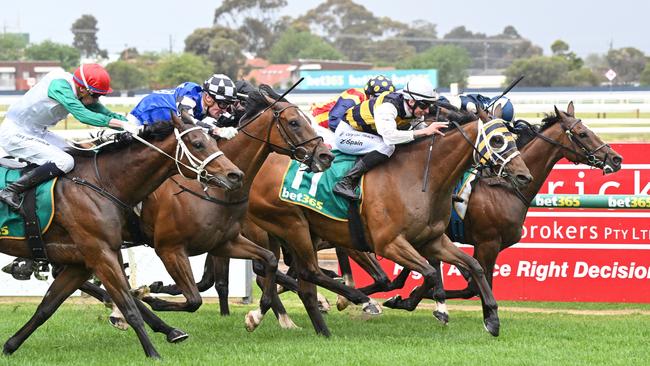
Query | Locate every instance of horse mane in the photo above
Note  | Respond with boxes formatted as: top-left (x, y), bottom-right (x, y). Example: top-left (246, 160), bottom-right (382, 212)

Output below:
top-left (239, 84), bottom-right (287, 125)
top-left (513, 112), bottom-right (563, 149)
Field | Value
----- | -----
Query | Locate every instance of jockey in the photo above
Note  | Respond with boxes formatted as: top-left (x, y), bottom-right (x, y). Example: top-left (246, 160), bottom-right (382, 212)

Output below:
top-left (332, 76), bottom-right (449, 200)
top-left (311, 75), bottom-right (395, 146)
top-left (127, 74), bottom-right (239, 139)
top-left (0, 64), bottom-right (136, 211)
top-left (439, 94), bottom-right (515, 122)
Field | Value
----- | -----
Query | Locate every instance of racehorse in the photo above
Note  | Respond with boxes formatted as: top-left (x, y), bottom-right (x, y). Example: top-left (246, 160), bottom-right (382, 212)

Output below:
top-left (246, 112), bottom-right (533, 337)
top-left (349, 103), bottom-right (623, 313)
top-left (115, 86), bottom-right (333, 330)
top-left (0, 114), bottom-right (243, 359)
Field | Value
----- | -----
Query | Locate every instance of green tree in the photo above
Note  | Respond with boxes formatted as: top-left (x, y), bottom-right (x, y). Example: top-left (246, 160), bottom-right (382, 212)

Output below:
top-left (640, 63), bottom-right (650, 86)
top-left (105, 60), bottom-right (147, 91)
top-left (71, 14), bottom-right (107, 58)
top-left (550, 40), bottom-right (583, 71)
top-left (185, 26), bottom-right (247, 78)
top-left (24, 40), bottom-right (80, 70)
top-left (0, 33), bottom-right (28, 60)
top-left (401, 45), bottom-right (471, 87)
top-left (504, 56), bottom-right (569, 87)
top-left (267, 29), bottom-right (343, 64)
top-left (154, 53), bottom-right (214, 89)
top-left (606, 47), bottom-right (646, 84)
top-left (551, 40), bottom-right (570, 55)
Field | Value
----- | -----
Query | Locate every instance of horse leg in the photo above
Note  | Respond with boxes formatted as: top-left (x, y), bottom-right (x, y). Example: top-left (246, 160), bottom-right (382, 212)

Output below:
top-left (429, 260), bottom-right (449, 325)
top-left (210, 256), bottom-right (231, 316)
top-left (208, 234), bottom-right (280, 332)
top-left (141, 249), bottom-right (204, 312)
top-left (433, 235), bottom-right (499, 336)
top-left (91, 254), bottom-right (161, 358)
top-left (149, 254), bottom-right (215, 296)
top-left (296, 276), bottom-right (330, 337)
top-left (79, 280), bottom-right (188, 343)
top-left (3, 265), bottom-right (91, 356)
top-left (352, 251), bottom-right (391, 294)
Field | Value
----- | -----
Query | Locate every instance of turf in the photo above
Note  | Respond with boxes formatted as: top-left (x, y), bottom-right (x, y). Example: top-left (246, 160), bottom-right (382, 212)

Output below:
top-left (0, 293), bottom-right (648, 366)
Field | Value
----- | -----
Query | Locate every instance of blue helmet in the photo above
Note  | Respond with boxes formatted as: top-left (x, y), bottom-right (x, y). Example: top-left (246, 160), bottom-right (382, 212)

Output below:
top-left (364, 75), bottom-right (395, 98)
top-left (489, 96), bottom-right (515, 122)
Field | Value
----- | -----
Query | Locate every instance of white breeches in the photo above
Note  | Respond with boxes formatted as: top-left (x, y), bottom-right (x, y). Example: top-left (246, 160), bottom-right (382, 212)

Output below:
top-left (333, 122), bottom-right (395, 156)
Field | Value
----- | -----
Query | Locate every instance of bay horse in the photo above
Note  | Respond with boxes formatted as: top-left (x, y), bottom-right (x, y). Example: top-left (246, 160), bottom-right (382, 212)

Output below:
top-left (246, 114), bottom-right (533, 337)
top-left (0, 114), bottom-right (243, 359)
top-left (348, 103), bottom-right (623, 314)
top-left (112, 86), bottom-right (333, 330)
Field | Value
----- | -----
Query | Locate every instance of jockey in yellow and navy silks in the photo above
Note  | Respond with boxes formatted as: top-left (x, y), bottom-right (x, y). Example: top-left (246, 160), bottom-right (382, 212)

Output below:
top-left (0, 64), bottom-right (137, 211)
top-left (332, 77), bottom-right (449, 200)
top-left (127, 74), bottom-right (239, 140)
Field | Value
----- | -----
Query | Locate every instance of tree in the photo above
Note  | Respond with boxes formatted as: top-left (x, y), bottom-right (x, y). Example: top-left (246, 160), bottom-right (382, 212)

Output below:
top-left (0, 33), bottom-right (29, 60)
top-left (119, 47), bottom-right (140, 61)
top-left (185, 26), bottom-right (248, 78)
top-left (105, 60), bottom-right (147, 91)
top-left (551, 40), bottom-right (570, 55)
top-left (24, 41), bottom-right (80, 70)
top-left (504, 56), bottom-right (569, 87)
top-left (396, 19), bottom-right (437, 53)
top-left (606, 47), bottom-right (646, 84)
top-left (71, 14), bottom-right (107, 58)
top-left (153, 53), bottom-right (214, 89)
top-left (267, 28), bottom-right (343, 64)
top-left (549, 39), bottom-right (583, 71)
top-left (401, 45), bottom-right (471, 87)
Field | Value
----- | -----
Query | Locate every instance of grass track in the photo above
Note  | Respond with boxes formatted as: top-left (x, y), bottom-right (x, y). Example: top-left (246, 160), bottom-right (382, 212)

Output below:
top-left (0, 293), bottom-right (648, 366)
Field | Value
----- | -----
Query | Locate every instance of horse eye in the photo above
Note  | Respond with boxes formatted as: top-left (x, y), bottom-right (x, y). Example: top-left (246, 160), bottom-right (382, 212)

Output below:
top-left (289, 120), bottom-right (299, 127)
top-left (192, 141), bottom-right (204, 150)
top-left (490, 135), bottom-right (505, 149)
top-left (579, 132), bottom-right (588, 138)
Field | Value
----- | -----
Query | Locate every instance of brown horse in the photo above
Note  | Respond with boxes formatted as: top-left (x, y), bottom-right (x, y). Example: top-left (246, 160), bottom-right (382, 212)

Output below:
top-left (114, 86), bottom-right (334, 330)
top-left (246, 115), bottom-right (532, 337)
top-left (351, 103), bottom-right (623, 314)
top-left (0, 115), bottom-right (243, 358)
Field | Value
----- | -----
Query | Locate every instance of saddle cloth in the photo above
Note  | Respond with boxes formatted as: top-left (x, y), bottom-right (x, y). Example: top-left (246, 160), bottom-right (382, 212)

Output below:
top-left (0, 164), bottom-right (57, 240)
top-left (279, 150), bottom-right (362, 221)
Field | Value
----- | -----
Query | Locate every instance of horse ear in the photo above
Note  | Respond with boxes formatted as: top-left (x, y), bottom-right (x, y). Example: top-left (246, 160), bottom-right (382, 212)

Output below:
top-left (567, 101), bottom-right (575, 117)
top-left (171, 110), bottom-right (183, 129)
top-left (179, 109), bottom-right (195, 125)
top-left (476, 104), bottom-right (490, 122)
top-left (554, 105), bottom-right (564, 119)
top-left (493, 103), bottom-right (503, 118)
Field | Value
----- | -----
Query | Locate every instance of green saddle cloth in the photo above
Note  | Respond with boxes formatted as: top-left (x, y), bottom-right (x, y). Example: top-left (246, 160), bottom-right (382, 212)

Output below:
top-left (0, 166), bottom-right (57, 239)
top-left (279, 150), bottom-right (362, 221)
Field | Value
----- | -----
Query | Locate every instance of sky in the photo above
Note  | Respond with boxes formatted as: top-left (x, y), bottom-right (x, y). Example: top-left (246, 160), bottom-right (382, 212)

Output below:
top-left (1, 0), bottom-right (649, 58)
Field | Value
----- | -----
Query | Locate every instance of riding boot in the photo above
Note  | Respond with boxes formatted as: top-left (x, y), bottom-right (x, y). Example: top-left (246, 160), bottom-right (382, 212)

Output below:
top-left (0, 162), bottom-right (65, 211)
top-left (333, 151), bottom-right (389, 201)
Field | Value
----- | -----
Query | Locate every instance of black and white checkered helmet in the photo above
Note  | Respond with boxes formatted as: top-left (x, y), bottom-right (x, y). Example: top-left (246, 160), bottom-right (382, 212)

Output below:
top-left (203, 74), bottom-right (237, 102)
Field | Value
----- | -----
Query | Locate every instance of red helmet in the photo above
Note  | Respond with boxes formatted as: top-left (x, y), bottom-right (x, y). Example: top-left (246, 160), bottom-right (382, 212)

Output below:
top-left (73, 63), bottom-right (113, 95)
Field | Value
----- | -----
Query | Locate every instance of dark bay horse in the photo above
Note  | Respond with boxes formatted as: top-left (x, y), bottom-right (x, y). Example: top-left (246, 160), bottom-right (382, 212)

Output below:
top-left (246, 116), bottom-right (532, 337)
top-left (352, 103), bottom-right (623, 313)
top-left (0, 115), bottom-right (242, 359)
top-left (117, 87), bottom-right (333, 330)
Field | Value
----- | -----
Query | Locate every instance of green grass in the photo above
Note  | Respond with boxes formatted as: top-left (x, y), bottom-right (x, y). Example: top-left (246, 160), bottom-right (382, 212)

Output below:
top-left (0, 292), bottom-right (648, 366)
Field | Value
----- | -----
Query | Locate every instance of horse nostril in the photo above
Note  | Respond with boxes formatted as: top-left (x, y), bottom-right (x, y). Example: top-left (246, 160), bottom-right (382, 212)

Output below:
top-left (320, 153), bottom-right (334, 164)
top-left (517, 174), bottom-right (533, 185)
top-left (612, 156), bottom-right (623, 167)
top-left (227, 171), bottom-right (243, 183)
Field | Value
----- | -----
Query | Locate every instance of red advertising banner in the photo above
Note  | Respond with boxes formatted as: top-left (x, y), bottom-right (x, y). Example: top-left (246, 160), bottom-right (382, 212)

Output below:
top-left (350, 143), bottom-right (650, 302)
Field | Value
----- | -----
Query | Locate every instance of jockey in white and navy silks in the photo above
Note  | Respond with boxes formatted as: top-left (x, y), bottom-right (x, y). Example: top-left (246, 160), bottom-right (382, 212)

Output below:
top-left (331, 77), bottom-right (449, 200)
top-left (127, 74), bottom-right (239, 139)
top-left (439, 94), bottom-right (515, 122)
top-left (0, 64), bottom-right (137, 211)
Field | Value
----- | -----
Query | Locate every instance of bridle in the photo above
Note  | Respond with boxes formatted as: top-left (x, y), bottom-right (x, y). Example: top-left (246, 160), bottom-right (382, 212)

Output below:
top-left (237, 103), bottom-right (323, 169)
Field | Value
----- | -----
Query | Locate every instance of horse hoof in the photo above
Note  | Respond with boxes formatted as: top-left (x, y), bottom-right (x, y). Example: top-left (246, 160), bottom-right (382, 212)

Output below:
top-left (3, 342), bottom-right (16, 355)
top-left (130, 285), bottom-right (150, 299)
top-left (433, 311), bottom-right (449, 325)
top-left (361, 300), bottom-right (382, 315)
top-left (383, 295), bottom-right (402, 309)
top-left (278, 314), bottom-right (300, 329)
top-left (483, 319), bottom-right (500, 337)
top-left (109, 316), bottom-right (129, 331)
top-left (149, 281), bottom-right (163, 293)
top-left (167, 329), bottom-right (189, 343)
top-left (245, 310), bottom-right (263, 332)
top-left (317, 293), bottom-right (331, 313)
top-left (336, 295), bottom-right (351, 311)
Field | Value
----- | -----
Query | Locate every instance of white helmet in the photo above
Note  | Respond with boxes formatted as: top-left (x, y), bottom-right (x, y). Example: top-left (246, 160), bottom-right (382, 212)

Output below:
top-left (402, 77), bottom-right (437, 101)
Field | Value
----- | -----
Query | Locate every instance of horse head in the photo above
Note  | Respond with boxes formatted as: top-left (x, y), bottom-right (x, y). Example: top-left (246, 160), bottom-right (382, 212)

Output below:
top-left (549, 102), bottom-right (623, 174)
top-left (470, 110), bottom-right (533, 188)
top-left (239, 86), bottom-right (334, 172)
top-left (172, 111), bottom-right (244, 190)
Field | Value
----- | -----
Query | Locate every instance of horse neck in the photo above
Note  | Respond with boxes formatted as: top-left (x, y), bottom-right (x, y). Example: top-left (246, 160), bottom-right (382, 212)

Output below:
top-left (219, 111), bottom-right (273, 197)
top-left (80, 135), bottom-right (177, 205)
top-left (518, 124), bottom-right (567, 201)
top-left (391, 122), bottom-right (479, 206)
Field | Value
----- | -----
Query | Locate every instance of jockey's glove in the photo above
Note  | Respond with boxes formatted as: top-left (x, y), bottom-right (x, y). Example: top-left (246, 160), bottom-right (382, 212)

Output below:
top-left (215, 127), bottom-right (238, 140)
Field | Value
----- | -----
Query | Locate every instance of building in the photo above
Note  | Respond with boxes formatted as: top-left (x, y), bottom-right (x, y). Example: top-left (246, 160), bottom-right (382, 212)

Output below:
top-left (0, 61), bottom-right (63, 92)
